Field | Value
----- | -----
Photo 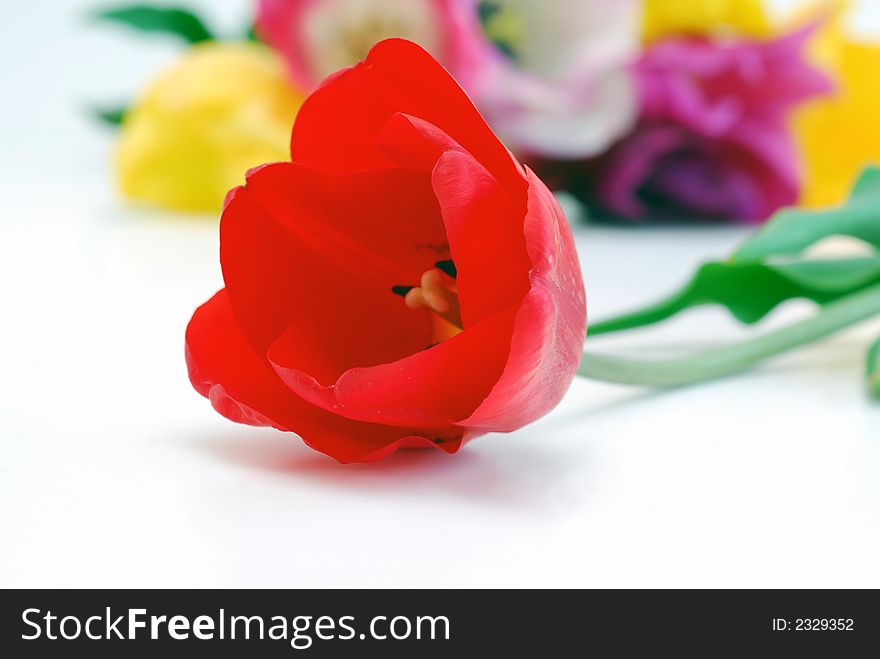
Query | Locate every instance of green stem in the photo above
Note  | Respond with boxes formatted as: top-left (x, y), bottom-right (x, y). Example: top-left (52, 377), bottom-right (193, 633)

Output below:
top-left (578, 284), bottom-right (880, 388)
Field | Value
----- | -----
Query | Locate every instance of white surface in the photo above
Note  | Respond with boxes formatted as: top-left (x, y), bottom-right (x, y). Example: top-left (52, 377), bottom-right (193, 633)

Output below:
top-left (1, 1), bottom-right (880, 588)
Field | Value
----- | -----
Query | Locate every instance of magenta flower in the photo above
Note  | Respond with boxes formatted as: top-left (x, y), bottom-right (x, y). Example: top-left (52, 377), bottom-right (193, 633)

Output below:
top-left (597, 26), bottom-right (832, 222)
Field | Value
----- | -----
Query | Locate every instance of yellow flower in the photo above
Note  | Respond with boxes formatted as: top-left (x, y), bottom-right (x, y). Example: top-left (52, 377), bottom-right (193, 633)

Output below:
top-left (642, 0), bottom-right (771, 42)
top-left (794, 10), bottom-right (880, 207)
top-left (117, 42), bottom-right (304, 213)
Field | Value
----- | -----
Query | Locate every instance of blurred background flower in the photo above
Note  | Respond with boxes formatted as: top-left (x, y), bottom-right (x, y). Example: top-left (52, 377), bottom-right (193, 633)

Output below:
top-left (642, 0), bottom-right (771, 42)
top-left (92, 0), bottom-right (880, 223)
top-left (117, 41), bottom-right (304, 213)
top-left (795, 2), bottom-right (880, 208)
top-left (584, 25), bottom-right (832, 221)
top-left (256, 0), bottom-right (481, 89)
top-left (461, 0), bottom-right (639, 159)
top-left (257, 0), bottom-right (640, 160)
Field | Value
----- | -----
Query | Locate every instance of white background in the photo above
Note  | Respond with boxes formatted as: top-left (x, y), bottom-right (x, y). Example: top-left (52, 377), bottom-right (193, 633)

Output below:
top-left (1, 0), bottom-right (879, 588)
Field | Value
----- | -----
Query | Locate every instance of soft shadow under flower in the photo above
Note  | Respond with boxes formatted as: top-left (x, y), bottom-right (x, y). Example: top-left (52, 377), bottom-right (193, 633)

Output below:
top-left (187, 426), bottom-right (583, 512)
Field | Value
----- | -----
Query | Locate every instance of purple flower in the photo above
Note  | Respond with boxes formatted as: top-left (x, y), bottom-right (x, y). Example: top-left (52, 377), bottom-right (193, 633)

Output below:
top-left (597, 26), bottom-right (832, 222)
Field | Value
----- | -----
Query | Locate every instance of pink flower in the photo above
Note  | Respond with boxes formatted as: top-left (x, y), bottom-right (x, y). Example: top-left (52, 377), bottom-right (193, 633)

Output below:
top-left (257, 0), bottom-right (640, 159)
top-left (472, 0), bottom-right (638, 160)
top-left (256, 0), bottom-right (481, 90)
top-left (595, 26), bottom-right (832, 221)
top-left (460, 0), bottom-right (640, 159)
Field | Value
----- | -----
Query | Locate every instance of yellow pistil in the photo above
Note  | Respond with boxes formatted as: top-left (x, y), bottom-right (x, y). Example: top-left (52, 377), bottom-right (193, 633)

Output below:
top-left (404, 268), bottom-right (463, 332)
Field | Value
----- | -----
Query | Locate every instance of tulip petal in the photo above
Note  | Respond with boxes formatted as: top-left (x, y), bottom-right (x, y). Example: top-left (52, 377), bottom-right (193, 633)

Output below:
top-left (262, 147), bottom-right (535, 430)
top-left (222, 162), bottom-right (449, 378)
top-left (268, 302), bottom-right (518, 428)
top-left (186, 289), bottom-right (464, 463)
top-left (186, 290), bottom-right (284, 431)
top-left (290, 38), bottom-right (527, 202)
top-left (378, 115), bottom-right (532, 324)
top-left (432, 149), bottom-right (531, 326)
top-left (463, 168), bottom-right (586, 431)
top-left (378, 112), bottom-right (463, 172)
top-left (265, 161), bottom-right (582, 432)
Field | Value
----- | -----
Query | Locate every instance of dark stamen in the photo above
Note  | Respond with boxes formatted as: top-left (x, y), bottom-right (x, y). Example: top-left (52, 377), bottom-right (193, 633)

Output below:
top-left (434, 260), bottom-right (457, 279)
top-left (391, 285), bottom-right (414, 297)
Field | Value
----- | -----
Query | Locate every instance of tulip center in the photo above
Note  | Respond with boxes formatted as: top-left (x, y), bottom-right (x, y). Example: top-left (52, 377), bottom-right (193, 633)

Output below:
top-left (304, 0), bottom-right (442, 80)
top-left (392, 261), bottom-right (462, 337)
top-left (479, 0), bottom-right (525, 61)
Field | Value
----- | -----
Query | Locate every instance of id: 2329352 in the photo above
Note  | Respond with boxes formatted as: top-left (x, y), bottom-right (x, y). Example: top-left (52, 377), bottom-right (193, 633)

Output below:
top-left (771, 618), bottom-right (854, 631)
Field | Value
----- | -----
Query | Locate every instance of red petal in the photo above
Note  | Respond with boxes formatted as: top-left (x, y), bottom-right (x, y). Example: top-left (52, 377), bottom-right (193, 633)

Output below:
top-left (432, 149), bottom-right (531, 326)
top-left (462, 168), bottom-right (587, 431)
top-left (378, 112), bottom-right (463, 172)
top-left (263, 150), bottom-right (532, 430)
top-left (268, 303), bottom-right (518, 428)
top-left (221, 163), bottom-right (447, 380)
top-left (290, 38), bottom-right (526, 202)
top-left (186, 290), bottom-right (464, 463)
top-left (378, 114), bottom-right (532, 325)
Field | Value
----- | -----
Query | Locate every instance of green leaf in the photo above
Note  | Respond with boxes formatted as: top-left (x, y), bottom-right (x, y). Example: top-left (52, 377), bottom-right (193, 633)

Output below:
top-left (733, 167), bottom-right (880, 262)
top-left (92, 104), bottom-right (128, 126)
top-left (587, 168), bottom-right (880, 398)
top-left (868, 335), bottom-right (880, 399)
top-left (92, 5), bottom-right (215, 44)
top-left (589, 257), bottom-right (880, 336)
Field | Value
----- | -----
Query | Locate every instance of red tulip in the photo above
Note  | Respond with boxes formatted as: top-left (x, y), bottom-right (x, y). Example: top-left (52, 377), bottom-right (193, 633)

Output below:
top-left (186, 39), bottom-right (586, 463)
